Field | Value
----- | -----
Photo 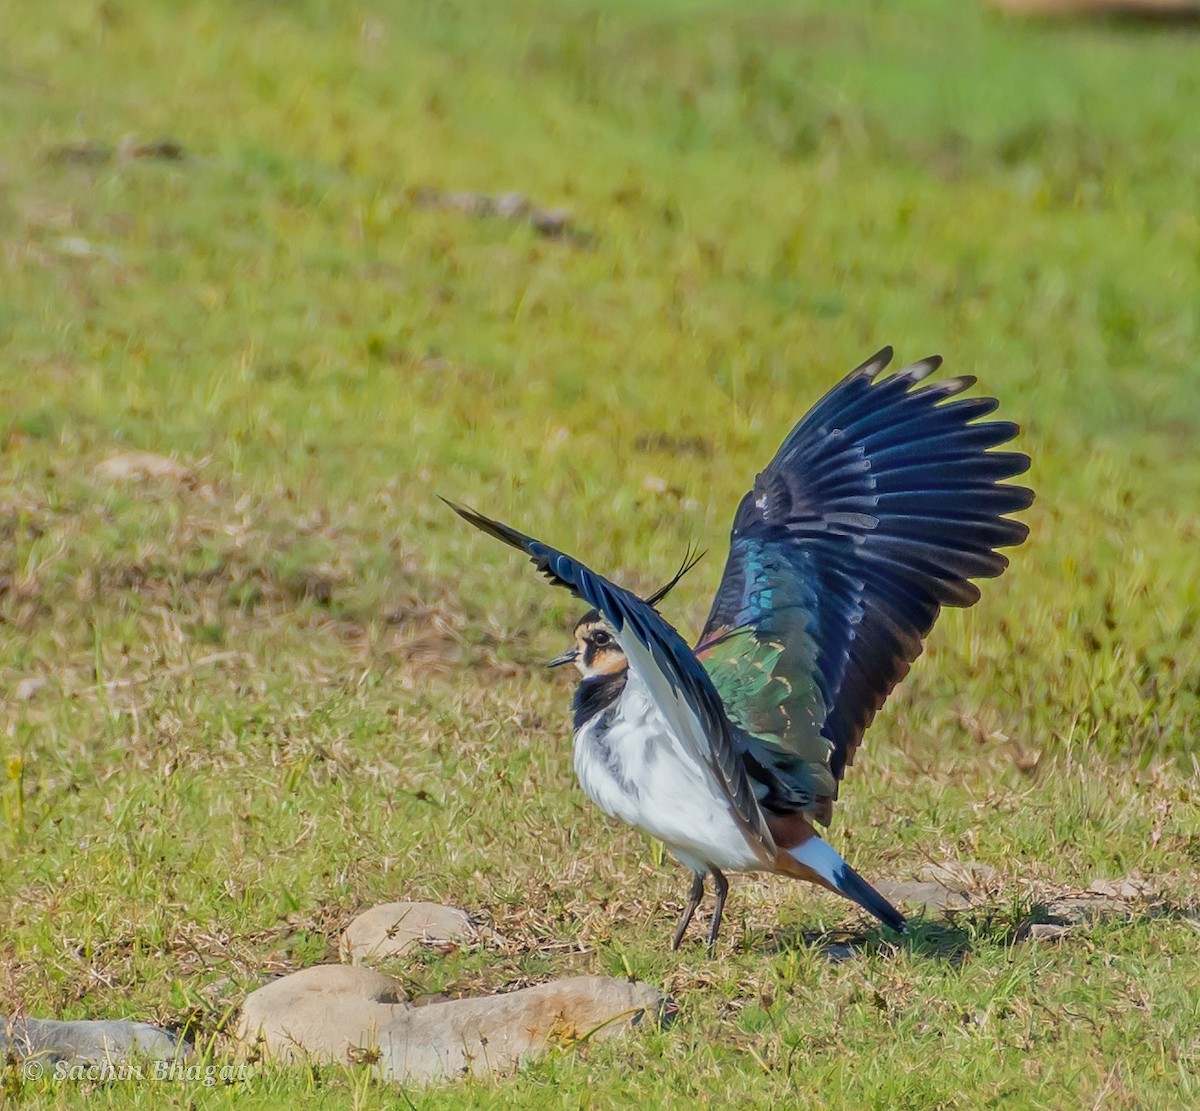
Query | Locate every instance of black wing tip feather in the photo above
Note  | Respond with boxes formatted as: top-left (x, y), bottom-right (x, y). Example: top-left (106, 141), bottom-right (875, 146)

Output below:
top-left (1007, 453), bottom-right (1033, 479)
top-left (850, 346), bottom-right (949, 389)
top-left (439, 497), bottom-right (533, 555)
top-left (931, 373), bottom-right (975, 396)
top-left (896, 355), bottom-right (944, 384)
top-left (441, 497), bottom-right (579, 596)
top-left (444, 497), bottom-right (711, 622)
top-left (856, 350), bottom-right (1034, 513)
top-left (850, 346), bottom-right (894, 381)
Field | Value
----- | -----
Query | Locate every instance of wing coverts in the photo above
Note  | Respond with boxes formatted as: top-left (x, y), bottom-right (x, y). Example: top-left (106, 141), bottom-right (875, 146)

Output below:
top-left (698, 348), bottom-right (1032, 818)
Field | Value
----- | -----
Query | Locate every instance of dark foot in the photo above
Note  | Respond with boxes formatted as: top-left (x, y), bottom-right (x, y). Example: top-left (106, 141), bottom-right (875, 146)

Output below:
top-left (705, 869), bottom-right (729, 957)
top-left (671, 871), bottom-right (706, 951)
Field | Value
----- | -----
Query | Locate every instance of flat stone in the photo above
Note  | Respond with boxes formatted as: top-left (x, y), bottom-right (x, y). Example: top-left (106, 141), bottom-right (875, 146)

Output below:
top-left (1086, 876), bottom-right (1153, 900)
top-left (876, 861), bottom-right (999, 914)
top-left (1025, 923), bottom-right (1074, 941)
top-left (917, 862), bottom-right (999, 888)
top-left (117, 135), bottom-right (186, 161)
top-left (14, 677), bottom-right (45, 701)
top-left (43, 140), bottom-right (113, 165)
top-left (375, 975), bottom-right (669, 1085)
top-left (492, 192), bottom-right (530, 219)
top-left (0, 1017), bottom-right (183, 1064)
top-left (530, 207), bottom-right (573, 237)
top-left (236, 965), bottom-right (409, 1064)
top-left (94, 452), bottom-right (191, 482)
top-left (235, 968), bottom-right (666, 1083)
top-left (990, 0), bottom-right (1200, 16)
top-left (339, 902), bottom-right (475, 966)
top-left (1019, 878), bottom-right (1148, 938)
top-left (1040, 896), bottom-right (1136, 926)
top-left (876, 880), bottom-right (975, 913)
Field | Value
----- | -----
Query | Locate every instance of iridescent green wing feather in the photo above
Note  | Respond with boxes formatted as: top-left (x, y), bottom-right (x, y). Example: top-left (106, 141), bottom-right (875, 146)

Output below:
top-left (698, 540), bottom-right (836, 811)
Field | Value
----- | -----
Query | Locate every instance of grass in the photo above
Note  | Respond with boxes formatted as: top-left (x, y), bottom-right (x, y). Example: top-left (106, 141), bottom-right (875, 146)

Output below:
top-left (2, 0), bottom-right (1199, 1105)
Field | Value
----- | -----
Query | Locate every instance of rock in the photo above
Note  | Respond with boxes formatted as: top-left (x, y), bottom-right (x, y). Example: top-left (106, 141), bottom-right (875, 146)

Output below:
top-left (529, 207), bottom-right (573, 238)
top-left (236, 965), bottom-right (409, 1064)
top-left (442, 191), bottom-right (489, 215)
top-left (55, 237), bottom-right (122, 264)
top-left (117, 136), bottom-right (186, 161)
top-left (14, 677), bottom-right (46, 701)
top-left (236, 968), bottom-right (667, 1084)
top-left (42, 140), bottom-right (113, 165)
top-left (1087, 876), bottom-right (1153, 900)
top-left (42, 136), bottom-right (186, 166)
top-left (876, 861), bottom-right (999, 915)
top-left (1025, 923), bottom-right (1074, 941)
top-left (1018, 903), bottom-right (1109, 940)
top-left (0, 1016), bottom-right (183, 1064)
top-left (340, 902), bottom-right (476, 966)
top-left (917, 862), bottom-right (999, 889)
top-left (375, 976), bottom-right (669, 1085)
top-left (94, 452), bottom-right (191, 482)
top-left (877, 879), bottom-right (975, 913)
top-left (1019, 878), bottom-right (1148, 939)
top-left (492, 192), bottom-right (529, 219)
top-left (410, 187), bottom-right (587, 243)
top-left (990, 0), bottom-right (1200, 16)
top-left (1039, 896), bottom-right (1136, 926)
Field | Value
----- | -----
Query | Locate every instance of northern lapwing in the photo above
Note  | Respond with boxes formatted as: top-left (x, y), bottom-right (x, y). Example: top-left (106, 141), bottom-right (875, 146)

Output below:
top-left (445, 347), bottom-right (1032, 953)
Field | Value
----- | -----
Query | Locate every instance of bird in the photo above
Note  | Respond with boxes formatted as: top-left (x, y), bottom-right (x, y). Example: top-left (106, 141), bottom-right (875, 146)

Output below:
top-left (444, 347), bottom-right (1032, 954)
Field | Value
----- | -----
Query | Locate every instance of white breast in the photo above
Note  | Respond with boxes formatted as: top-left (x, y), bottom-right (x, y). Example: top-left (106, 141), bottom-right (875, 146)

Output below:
top-left (572, 671), bottom-right (764, 874)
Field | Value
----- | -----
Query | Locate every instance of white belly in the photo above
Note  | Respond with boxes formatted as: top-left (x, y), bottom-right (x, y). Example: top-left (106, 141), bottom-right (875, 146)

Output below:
top-left (572, 674), bottom-right (763, 874)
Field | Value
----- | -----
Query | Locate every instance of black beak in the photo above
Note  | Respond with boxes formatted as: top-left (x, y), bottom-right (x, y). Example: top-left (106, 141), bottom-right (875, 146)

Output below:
top-left (547, 647), bottom-right (579, 669)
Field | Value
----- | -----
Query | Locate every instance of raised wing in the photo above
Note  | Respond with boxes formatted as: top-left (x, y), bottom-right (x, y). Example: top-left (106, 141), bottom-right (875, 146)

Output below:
top-left (441, 498), bottom-right (776, 857)
top-left (698, 348), bottom-right (1032, 821)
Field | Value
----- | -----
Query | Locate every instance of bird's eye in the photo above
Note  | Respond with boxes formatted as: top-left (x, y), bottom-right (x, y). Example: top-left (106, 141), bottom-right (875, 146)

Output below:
top-left (592, 630), bottom-right (611, 647)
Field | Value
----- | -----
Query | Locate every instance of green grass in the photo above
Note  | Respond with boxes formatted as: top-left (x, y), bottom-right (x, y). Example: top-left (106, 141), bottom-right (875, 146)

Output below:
top-left (2, 0), bottom-right (1199, 1106)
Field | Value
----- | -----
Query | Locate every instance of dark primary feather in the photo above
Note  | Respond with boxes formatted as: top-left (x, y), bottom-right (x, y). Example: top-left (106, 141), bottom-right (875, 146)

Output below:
top-left (573, 544), bottom-right (705, 633)
top-left (698, 348), bottom-right (1032, 807)
top-left (440, 498), bottom-right (775, 853)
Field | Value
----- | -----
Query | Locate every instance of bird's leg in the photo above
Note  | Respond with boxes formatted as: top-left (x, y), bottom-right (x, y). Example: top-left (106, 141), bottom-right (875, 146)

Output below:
top-left (706, 869), bottom-right (730, 957)
top-left (671, 871), bottom-right (706, 951)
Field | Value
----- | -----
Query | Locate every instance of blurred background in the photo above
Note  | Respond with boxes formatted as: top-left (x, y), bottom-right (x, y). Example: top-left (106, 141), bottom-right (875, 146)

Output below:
top-left (4, 0), bottom-right (1196, 749)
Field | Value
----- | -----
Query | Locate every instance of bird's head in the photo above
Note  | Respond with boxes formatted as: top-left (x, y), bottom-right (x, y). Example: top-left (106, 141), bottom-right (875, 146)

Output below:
top-left (545, 546), bottom-right (705, 679)
top-left (547, 610), bottom-right (627, 679)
